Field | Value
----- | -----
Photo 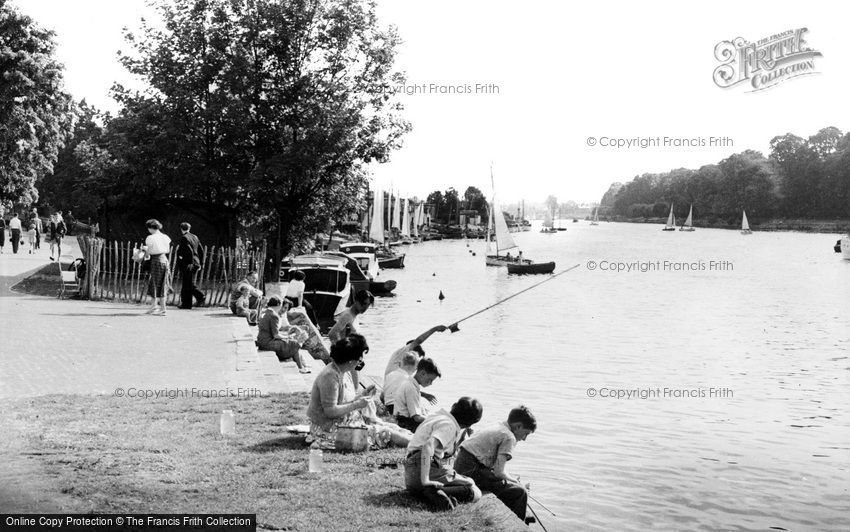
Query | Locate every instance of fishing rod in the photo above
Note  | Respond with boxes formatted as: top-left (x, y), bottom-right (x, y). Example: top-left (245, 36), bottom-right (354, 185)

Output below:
top-left (526, 502), bottom-right (549, 532)
top-left (529, 493), bottom-right (557, 516)
top-left (447, 263), bottom-right (582, 331)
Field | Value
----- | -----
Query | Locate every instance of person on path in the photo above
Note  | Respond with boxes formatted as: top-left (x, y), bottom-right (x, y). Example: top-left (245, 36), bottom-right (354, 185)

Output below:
top-left (142, 219), bottom-right (171, 316)
top-left (175, 222), bottom-right (206, 309)
top-left (48, 213), bottom-right (67, 260)
top-left (0, 209), bottom-right (6, 253)
top-left (8, 213), bottom-right (22, 254)
top-left (30, 208), bottom-right (42, 250)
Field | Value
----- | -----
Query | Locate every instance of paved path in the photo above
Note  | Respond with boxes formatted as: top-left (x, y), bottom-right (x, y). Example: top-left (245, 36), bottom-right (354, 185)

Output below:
top-left (0, 240), bottom-right (313, 399)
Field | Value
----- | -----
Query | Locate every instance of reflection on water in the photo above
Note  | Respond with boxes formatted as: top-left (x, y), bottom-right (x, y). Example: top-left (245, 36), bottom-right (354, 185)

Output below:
top-left (357, 223), bottom-right (849, 531)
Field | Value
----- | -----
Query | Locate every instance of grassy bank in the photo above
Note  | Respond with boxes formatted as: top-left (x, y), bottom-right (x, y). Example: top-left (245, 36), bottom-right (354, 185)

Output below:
top-left (1, 393), bottom-right (524, 531)
top-left (11, 263), bottom-right (64, 297)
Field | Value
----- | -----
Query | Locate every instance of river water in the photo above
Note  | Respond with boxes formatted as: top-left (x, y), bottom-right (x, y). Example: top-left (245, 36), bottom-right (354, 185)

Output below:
top-left (356, 222), bottom-right (849, 531)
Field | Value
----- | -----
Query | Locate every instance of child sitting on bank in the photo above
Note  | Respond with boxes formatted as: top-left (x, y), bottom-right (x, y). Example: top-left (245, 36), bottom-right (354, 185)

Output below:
top-left (453, 405), bottom-right (538, 524)
top-left (235, 285), bottom-right (258, 324)
top-left (394, 357), bottom-right (441, 432)
top-left (382, 351), bottom-right (419, 415)
top-left (403, 396), bottom-right (483, 511)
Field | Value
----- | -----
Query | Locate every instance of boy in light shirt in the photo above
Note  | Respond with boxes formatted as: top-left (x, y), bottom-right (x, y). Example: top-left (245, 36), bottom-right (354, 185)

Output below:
top-left (394, 357), bottom-right (441, 432)
top-left (382, 351), bottom-right (418, 415)
top-left (454, 405), bottom-right (538, 524)
top-left (403, 396), bottom-right (483, 511)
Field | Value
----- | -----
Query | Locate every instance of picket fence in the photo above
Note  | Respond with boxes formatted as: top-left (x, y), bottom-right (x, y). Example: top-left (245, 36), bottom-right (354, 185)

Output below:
top-left (76, 235), bottom-right (266, 307)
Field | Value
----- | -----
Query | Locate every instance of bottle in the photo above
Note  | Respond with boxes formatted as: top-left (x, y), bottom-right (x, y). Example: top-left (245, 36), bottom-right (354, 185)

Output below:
top-left (220, 410), bottom-right (235, 435)
top-left (308, 444), bottom-right (323, 473)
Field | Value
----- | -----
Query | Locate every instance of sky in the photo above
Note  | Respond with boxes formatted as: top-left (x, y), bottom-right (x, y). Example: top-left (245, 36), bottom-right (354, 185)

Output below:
top-left (13, 0), bottom-right (850, 204)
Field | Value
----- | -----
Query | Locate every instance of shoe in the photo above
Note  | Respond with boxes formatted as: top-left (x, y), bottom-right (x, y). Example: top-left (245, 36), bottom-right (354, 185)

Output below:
top-left (424, 487), bottom-right (454, 511)
top-left (524, 517), bottom-right (536, 525)
top-left (145, 308), bottom-right (159, 315)
top-left (299, 368), bottom-right (312, 374)
top-left (158, 310), bottom-right (167, 317)
top-left (177, 305), bottom-right (192, 310)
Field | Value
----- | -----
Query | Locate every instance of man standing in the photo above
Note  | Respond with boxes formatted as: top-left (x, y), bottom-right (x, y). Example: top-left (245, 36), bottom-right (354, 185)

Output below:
top-left (8, 213), bottom-right (22, 254)
top-left (176, 222), bottom-right (206, 309)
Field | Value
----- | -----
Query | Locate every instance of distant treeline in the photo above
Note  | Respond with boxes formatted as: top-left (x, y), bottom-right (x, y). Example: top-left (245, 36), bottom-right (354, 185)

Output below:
top-left (600, 127), bottom-right (850, 223)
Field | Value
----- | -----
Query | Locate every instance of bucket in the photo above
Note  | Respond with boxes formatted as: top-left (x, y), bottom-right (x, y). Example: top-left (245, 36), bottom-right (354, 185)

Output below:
top-left (335, 425), bottom-right (369, 452)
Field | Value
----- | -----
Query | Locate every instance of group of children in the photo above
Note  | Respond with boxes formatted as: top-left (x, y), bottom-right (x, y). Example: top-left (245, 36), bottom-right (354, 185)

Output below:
top-left (321, 289), bottom-right (540, 525)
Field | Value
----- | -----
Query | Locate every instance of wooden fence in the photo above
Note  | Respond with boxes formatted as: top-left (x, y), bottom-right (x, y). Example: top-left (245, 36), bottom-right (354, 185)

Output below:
top-left (76, 235), bottom-right (266, 307)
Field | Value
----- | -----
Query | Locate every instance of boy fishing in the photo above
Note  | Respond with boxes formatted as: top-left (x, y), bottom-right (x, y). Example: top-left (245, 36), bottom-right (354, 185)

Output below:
top-left (453, 405), bottom-right (537, 524)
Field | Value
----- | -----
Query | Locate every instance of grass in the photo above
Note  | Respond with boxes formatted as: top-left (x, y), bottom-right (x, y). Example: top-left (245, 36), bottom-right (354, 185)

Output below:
top-left (11, 263), bottom-right (65, 297)
top-left (1, 393), bottom-right (524, 531)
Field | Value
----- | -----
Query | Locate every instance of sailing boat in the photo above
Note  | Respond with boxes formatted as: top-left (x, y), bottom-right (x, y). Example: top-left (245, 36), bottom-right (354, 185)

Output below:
top-left (679, 204), bottom-right (695, 231)
top-left (590, 206), bottom-right (599, 226)
top-left (662, 204), bottom-right (676, 231)
top-left (556, 206), bottom-right (567, 231)
top-left (740, 210), bottom-right (752, 235)
top-left (540, 209), bottom-right (557, 233)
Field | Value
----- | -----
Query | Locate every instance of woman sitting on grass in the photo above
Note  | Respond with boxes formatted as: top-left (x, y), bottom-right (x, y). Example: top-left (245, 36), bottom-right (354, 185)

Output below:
top-left (307, 334), bottom-right (412, 449)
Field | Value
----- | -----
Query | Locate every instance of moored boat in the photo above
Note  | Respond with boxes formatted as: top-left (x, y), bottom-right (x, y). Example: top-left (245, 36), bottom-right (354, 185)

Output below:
top-left (377, 250), bottom-right (405, 269)
top-left (590, 206), bottom-right (600, 226)
top-left (283, 254), bottom-right (351, 331)
top-left (337, 242), bottom-right (397, 295)
top-left (507, 261), bottom-right (556, 275)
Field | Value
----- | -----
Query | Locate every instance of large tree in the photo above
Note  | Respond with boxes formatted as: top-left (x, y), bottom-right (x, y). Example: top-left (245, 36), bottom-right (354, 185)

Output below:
top-left (0, 3), bottom-right (72, 206)
top-left (113, 0), bottom-right (409, 269)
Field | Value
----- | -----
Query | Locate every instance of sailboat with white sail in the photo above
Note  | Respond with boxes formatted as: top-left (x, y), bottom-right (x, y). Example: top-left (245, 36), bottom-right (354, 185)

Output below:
top-left (740, 210), bottom-right (752, 235)
top-left (679, 204), bottom-right (695, 231)
top-left (662, 204), bottom-right (676, 231)
top-left (590, 206), bottom-right (599, 226)
top-left (540, 209), bottom-right (557, 233)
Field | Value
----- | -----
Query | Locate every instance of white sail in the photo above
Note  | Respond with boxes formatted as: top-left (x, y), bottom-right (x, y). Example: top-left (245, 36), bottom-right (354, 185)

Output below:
top-left (684, 205), bottom-right (693, 227)
top-left (493, 201), bottom-right (518, 253)
top-left (593, 207), bottom-right (599, 222)
top-left (742, 210), bottom-right (750, 231)
top-left (401, 199), bottom-right (411, 237)
top-left (543, 210), bottom-right (554, 228)
top-left (412, 202), bottom-right (420, 238)
top-left (392, 194), bottom-right (401, 230)
top-left (665, 204), bottom-right (675, 229)
top-left (369, 187), bottom-right (385, 243)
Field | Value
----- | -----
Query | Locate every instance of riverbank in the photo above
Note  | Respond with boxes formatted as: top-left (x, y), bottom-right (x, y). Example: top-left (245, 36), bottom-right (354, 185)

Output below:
top-left (1, 393), bottom-right (524, 531)
top-left (607, 216), bottom-right (850, 233)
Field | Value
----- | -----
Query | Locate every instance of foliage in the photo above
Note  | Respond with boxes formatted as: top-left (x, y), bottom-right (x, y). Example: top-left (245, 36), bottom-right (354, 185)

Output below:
top-left (0, 3), bottom-right (73, 206)
top-left (544, 194), bottom-right (558, 215)
top-left (609, 127), bottom-right (850, 222)
top-left (463, 185), bottom-right (487, 217)
top-left (79, 0), bottom-right (409, 264)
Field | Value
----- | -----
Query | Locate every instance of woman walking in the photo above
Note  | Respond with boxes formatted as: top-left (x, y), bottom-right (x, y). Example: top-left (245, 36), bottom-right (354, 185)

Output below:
top-left (142, 219), bottom-right (172, 316)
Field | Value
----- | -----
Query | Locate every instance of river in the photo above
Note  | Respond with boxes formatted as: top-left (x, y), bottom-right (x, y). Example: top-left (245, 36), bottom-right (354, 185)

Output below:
top-left (356, 222), bottom-right (849, 531)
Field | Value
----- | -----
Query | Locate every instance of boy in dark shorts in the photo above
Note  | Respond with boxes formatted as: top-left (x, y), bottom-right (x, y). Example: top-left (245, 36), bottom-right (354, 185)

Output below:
top-left (403, 397), bottom-right (483, 511)
top-left (454, 405), bottom-right (537, 523)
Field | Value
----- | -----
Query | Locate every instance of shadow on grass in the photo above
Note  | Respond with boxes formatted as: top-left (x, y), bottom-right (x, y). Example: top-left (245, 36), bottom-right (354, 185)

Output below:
top-left (363, 489), bottom-right (427, 510)
top-left (244, 435), bottom-right (308, 453)
top-left (205, 312), bottom-right (239, 318)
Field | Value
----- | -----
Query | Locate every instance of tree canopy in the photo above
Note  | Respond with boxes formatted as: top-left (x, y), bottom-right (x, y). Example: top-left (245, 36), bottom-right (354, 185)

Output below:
top-left (608, 127), bottom-right (850, 222)
top-left (0, 3), bottom-right (72, 206)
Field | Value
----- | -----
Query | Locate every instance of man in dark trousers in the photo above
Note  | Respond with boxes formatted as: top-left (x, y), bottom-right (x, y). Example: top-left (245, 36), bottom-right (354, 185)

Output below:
top-left (176, 222), bottom-right (206, 309)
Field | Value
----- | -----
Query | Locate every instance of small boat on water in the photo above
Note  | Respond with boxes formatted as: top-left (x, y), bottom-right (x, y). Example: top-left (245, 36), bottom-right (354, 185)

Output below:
top-left (485, 170), bottom-right (521, 266)
top-left (741, 210), bottom-right (752, 235)
top-left (507, 261), bottom-right (556, 275)
top-left (590, 207), bottom-right (600, 226)
top-left (337, 243), bottom-right (397, 295)
top-left (377, 250), bottom-right (405, 269)
top-left (680, 204), bottom-right (695, 231)
top-left (540, 210), bottom-right (557, 233)
top-left (662, 204), bottom-right (676, 231)
top-left (835, 239), bottom-right (842, 253)
top-left (284, 254), bottom-right (351, 330)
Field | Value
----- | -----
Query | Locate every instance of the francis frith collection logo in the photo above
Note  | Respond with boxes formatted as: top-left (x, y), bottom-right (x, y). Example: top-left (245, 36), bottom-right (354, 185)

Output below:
top-left (713, 28), bottom-right (822, 92)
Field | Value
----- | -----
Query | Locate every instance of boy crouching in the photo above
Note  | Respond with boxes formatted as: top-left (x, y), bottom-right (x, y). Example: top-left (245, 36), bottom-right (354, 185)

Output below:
top-left (403, 397), bottom-right (483, 511)
top-left (454, 405), bottom-right (537, 524)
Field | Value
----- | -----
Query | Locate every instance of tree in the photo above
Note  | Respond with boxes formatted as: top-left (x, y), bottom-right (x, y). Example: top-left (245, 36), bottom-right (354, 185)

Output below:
top-left (426, 190), bottom-right (444, 222)
top-left (463, 186), bottom-right (487, 217)
top-left (443, 187), bottom-right (459, 224)
top-left (544, 195), bottom-right (558, 216)
top-left (113, 0), bottom-right (409, 270)
top-left (0, 3), bottom-right (73, 206)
